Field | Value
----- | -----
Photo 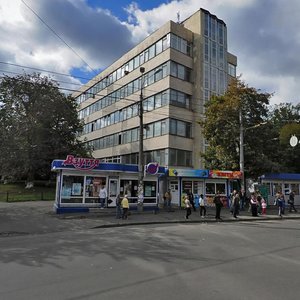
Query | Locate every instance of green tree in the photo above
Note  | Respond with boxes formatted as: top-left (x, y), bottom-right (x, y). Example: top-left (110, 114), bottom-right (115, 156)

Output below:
top-left (0, 73), bottom-right (89, 185)
top-left (269, 103), bottom-right (300, 173)
top-left (200, 78), bottom-right (276, 179)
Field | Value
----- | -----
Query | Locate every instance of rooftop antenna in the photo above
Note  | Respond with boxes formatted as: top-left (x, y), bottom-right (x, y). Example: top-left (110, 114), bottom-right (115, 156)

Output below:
top-left (177, 11), bottom-right (180, 24)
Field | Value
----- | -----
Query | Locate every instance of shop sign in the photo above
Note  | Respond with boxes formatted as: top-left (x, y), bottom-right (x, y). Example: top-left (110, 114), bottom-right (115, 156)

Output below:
top-left (169, 168), bottom-right (208, 178)
top-left (146, 162), bottom-right (160, 175)
top-left (63, 155), bottom-right (100, 170)
top-left (209, 170), bottom-right (242, 179)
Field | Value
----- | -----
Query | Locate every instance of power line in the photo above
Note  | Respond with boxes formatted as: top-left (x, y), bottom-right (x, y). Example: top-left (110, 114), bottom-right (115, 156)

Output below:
top-left (21, 0), bottom-right (98, 75)
top-left (0, 61), bottom-right (92, 81)
top-left (0, 69), bottom-right (83, 87)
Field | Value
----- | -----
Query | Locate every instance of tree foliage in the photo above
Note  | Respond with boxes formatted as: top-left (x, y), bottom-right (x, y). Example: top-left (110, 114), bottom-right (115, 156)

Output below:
top-left (269, 103), bottom-right (300, 173)
top-left (0, 73), bottom-right (89, 182)
top-left (200, 77), bottom-right (281, 179)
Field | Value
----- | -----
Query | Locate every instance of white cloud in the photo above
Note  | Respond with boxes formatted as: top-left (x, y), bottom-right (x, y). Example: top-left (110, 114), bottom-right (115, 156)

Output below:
top-left (124, 0), bottom-right (300, 105)
top-left (0, 0), bottom-right (299, 105)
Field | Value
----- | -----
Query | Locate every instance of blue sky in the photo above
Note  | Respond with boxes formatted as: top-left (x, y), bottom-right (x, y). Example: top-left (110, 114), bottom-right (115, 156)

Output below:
top-left (0, 0), bottom-right (300, 105)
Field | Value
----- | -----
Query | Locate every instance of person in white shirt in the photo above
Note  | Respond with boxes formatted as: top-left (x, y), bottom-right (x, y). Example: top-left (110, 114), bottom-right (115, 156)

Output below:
top-left (199, 194), bottom-right (206, 218)
top-left (99, 185), bottom-right (107, 209)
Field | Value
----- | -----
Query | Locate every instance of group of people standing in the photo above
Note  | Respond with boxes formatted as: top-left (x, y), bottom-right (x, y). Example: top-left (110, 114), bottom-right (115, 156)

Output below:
top-left (114, 188), bottom-right (297, 221)
top-left (182, 189), bottom-right (298, 220)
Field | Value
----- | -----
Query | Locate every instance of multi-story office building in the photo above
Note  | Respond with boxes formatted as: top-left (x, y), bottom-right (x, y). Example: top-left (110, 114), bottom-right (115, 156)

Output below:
top-left (72, 8), bottom-right (237, 205)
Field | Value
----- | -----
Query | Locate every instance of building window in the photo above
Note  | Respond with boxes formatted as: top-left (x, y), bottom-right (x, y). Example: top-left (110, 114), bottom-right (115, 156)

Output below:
top-left (228, 63), bottom-right (236, 77)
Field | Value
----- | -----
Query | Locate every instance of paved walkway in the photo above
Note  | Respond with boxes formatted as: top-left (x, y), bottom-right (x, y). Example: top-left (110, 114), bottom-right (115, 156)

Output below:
top-left (0, 201), bottom-right (299, 236)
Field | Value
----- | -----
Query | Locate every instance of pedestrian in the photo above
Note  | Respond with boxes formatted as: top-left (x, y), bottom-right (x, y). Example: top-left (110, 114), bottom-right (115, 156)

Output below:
top-left (199, 194), bottom-right (206, 218)
top-left (121, 194), bottom-right (129, 219)
top-left (164, 189), bottom-right (172, 212)
top-left (99, 184), bottom-right (107, 209)
top-left (213, 191), bottom-right (223, 221)
top-left (261, 198), bottom-right (267, 215)
top-left (280, 193), bottom-right (286, 215)
top-left (239, 189), bottom-right (246, 211)
top-left (229, 191), bottom-right (234, 215)
top-left (256, 192), bottom-right (262, 215)
top-left (184, 195), bottom-right (192, 219)
top-left (188, 191), bottom-right (196, 212)
top-left (276, 193), bottom-right (284, 218)
top-left (232, 190), bottom-right (240, 219)
top-left (115, 194), bottom-right (122, 219)
top-left (288, 190), bottom-right (297, 212)
top-left (250, 193), bottom-right (258, 217)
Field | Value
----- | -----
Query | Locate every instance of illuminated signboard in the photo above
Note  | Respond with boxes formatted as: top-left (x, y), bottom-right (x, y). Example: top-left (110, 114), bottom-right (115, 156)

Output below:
top-left (209, 170), bottom-right (242, 179)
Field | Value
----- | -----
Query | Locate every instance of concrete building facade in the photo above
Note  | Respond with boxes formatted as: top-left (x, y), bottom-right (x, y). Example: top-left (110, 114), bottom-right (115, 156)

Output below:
top-left (73, 8), bottom-right (237, 172)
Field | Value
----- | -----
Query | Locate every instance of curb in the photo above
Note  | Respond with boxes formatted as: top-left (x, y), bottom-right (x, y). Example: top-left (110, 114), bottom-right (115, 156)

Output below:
top-left (91, 215), bottom-right (300, 229)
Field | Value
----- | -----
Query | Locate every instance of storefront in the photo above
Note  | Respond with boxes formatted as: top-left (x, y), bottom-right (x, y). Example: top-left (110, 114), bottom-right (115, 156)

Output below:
top-left (259, 173), bottom-right (300, 205)
top-left (52, 155), bottom-right (166, 213)
top-left (165, 168), bottom-right (242, 207)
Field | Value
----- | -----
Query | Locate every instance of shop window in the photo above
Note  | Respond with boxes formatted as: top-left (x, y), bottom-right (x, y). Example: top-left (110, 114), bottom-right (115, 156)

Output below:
top-left (85, 177), bottom-right (106, 203)
top-left (216, 183), bottom-right (226, 195)
top-left (61, 175), bottom-right (84, 203)
top-left (206, 183), bottom-right (215, 195)
top-left (291, 184), bottom-right (299, 195)
top-left (182, 181), bottom-right (192, 194)
top-left (144, 183), bottom-right (157, 203)
top-left (284, 183), bottom-right (290, 195)
top-left (120, 180), bottom-right (138, 199)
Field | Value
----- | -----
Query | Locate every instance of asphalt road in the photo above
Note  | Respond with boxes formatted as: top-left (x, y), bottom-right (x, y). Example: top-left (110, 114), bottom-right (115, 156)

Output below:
top-left (0, 219), bottom-right (299, 300)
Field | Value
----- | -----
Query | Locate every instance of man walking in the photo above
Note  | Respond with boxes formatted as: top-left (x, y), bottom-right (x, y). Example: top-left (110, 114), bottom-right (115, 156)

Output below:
top-left (99, 184), bottom-right (107, 209)
top-left (213, 192), bottom-right (223, 221)
top-left (199, 194), bottom-right (206, 218)
top-left (288, 190), bottom-right (297, 213)
top-left (232, 190), bottom-right (240, 219)
top-left (164, 189), bottom-right (172, 212)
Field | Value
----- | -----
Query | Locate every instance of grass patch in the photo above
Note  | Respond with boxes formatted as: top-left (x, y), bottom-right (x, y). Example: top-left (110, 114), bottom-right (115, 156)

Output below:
top-left (0, 183), bottom-right (55, 202)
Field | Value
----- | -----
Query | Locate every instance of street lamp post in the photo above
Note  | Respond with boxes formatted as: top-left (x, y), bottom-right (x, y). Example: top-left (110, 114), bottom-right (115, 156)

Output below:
top-left (138, 67), bottom-right (145, 209)
top-left (239, 108), bottom-right (245, 190)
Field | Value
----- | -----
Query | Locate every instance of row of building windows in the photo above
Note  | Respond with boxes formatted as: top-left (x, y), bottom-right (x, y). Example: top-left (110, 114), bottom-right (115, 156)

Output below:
top-left (103, 148), bottom-right (193, 167)
top-left (204, 37), bottom-right (226, 69)
top-left (86, 118), bottom-right (192, 151)
top-left (78, 61), bottom-right (192, 120)
top-left (82, 89), bottom-right (191, 135)
top-left (76, 33), bottom-right (192, 105)
top-left (204, 64), bottom-right (227, 95)
top-left (204, 11), bottom-right (227, 46)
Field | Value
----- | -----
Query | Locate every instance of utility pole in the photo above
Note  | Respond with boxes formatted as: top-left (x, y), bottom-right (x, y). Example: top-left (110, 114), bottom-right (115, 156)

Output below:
top-left (138, 67), bottom-right (145, 209)
top-left (239, 107), bottom-right (245, 190)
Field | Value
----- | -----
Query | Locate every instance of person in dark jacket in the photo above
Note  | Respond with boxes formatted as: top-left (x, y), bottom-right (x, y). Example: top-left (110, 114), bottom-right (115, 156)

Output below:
top-left (288, 190), bottom-right (297, 212)
top-left (213, 192), bottom-right (223, 221)
top-left (188, 191), bottom-right (196, 212)
top-left (232, 190), bottom-right (240, 219)
top-left (250, 193), bottom-right (258, 217)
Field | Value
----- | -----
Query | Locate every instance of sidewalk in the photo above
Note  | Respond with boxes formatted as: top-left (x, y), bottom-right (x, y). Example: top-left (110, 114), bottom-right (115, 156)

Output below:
top-left (0, 201), bottom-right (299, 236)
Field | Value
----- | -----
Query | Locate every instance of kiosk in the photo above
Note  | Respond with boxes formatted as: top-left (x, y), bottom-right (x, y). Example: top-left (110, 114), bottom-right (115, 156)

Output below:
top-left (259, 173), bottom-right (300, 205)
top-left (51, 155), bottom-right (166, 214)
top-left (165, 168), bottom-right (242, 207)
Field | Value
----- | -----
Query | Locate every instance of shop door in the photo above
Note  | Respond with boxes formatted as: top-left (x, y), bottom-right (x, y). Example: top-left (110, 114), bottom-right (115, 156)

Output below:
top-left (193, 181), bottom-right (204, 207)
top-left (108, 178), bottom-right (119, 207)
top-left (169, 181), bottom-right (179, 205)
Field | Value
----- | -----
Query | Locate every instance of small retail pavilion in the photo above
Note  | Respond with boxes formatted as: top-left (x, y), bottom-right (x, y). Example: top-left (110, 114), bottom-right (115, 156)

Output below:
top-left (52, 155), bottom-right (243, 213)
top-left (164, 168), bottom-right (242, 208)
top-left (259, 173), bottom-right (300, 205)
top-left (51, 155), bottom-right (165, 214)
